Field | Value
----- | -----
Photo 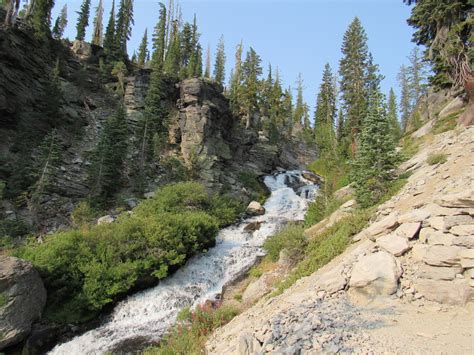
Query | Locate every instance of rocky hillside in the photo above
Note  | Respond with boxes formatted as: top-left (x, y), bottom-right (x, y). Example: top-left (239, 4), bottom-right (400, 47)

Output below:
top-left (0, 25), bottom-right (316, 233)
top-left (206, 97), bottom-right (474, 353)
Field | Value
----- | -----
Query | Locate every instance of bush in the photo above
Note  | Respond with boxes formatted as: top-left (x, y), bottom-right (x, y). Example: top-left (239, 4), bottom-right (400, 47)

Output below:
top-left (426, 153), bottom-right (448, 165)
top-left (14, 182), bottom-right (241, 324)
top-left (238, 171), bottom-right (269, 204)
top-left (145, 304), bottom-right (239, 355)
top-left (0, 218), bottom-right (31, 239)
top-left (70, 201), bottom-right (98, 227)
top-left (263, 224), bottom-right (307, 262)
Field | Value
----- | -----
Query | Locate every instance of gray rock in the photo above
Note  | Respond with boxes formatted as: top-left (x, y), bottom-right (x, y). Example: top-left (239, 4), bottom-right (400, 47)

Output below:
top-left (422, 245), bottom-right (463, 267)
top-left (452, 235), bottom-right (474, 248)
top-left (394, 222), bottom-right (421, 240)
top-left (377, 234), bottom-right (411, 256)
top-left (0, 256), bottom-right (47, 350)
top-left (416, 264), bottom-right (462, 281)
top-left (246, 201), bottom-right (265, 216)
top-left (413, 279), bottom-right (474, 305)
top-left (348, 251), bottom-right (402, 303)
top-left (317, 265), bottom-right (347, 294)
top-left (97, 215), bottom-right (116, 225)
top-left (435, 192), bottom-right (474, 209)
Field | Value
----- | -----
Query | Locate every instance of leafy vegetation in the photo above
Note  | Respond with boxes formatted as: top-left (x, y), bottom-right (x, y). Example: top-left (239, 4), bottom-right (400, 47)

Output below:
top-left (0, 292), bottom-right (7, 308)
top-left (14, 182), bottom-right (241, 324)
top-left (432, 111), bottom-right (462, 135)
top-left (238, 171), bottom-right (269, 204)
top-left (145, 305), bottom-right (239, 354)
top-left (263, 224), bottom-right (307, 262)
top-left (427, 153), bottom-right (448, 166)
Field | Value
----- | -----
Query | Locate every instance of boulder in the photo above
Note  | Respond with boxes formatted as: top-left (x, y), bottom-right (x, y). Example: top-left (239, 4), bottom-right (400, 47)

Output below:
top-left (0, 256), bottom-right (47, 350)
top-left (363, 214), bottom-right (399, 240)
top-left (416, 264), bottom-right (462, 281)
top-left (97, 215), bottom-right (115, 225)
top-left (426, 231), bottom-right (455, 246)
top-left (422, 245), bottom-right (462, 267)
top-left (243, 221), bottom-right (263, 233)
top-left (333, 183), bottom-right (355, 200)
top-left (348, 251), bottom-right (402, 303)
top-left (246, 201), bottom-right (265, 216)
top-left (394, 222), bottom-right (421, 240)
top-left (452, 235), bottom-right (474, 248)
top-left (413, 279), bottom-right (473, 305)
top-left (70, 40), bottom-right (92, 61)
top-left (301, 171), bottom-right (323, 185)
top-left (317, 265), bottom-right (347, 294)
top-left (242, 274), bottom-right (273, 304)
top-left (434, 192), bottom-right (474, 209)
top-left (376, 234), bottom-right (411, 256)
top-left (398, 209), bottom-right (431, 224)
top-left (450, 224), bottom-right (474, 236)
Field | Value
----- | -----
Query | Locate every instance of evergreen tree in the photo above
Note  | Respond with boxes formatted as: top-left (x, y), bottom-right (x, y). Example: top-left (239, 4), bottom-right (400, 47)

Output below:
top-left (51, 4), bottom-right (67, 40)
top-left (103, 0), bottom-right (116, 57)
top-left (151, 2), bottom-right (167, 68)
top-left (43, 59), bottom-right (63, 128)
top-left (180, 22), bottom-right (193, 72)
top-left (89, 105), bottom-right (129, 202)
top-left (31, 129), bottom-right (61, 199)
top-left (241, 47), bottom-right (262, 128)
top-left (115, 0), bottom-right (134, 61)
top-left (407, 47), bottom-right (427, 105)
top-left (31, 0), bottom-right (55, 37)
top-left (228, 41), bottom-right (243, 115)
top-left (352, 88), bottom-right (397, 208)
top-left (398, 65), bottom-right (411, 131)
top-left (163, 19), bottom-right (181, 75)
top-left (186, 15), bottom-right (202, 77)
top-left (294, 73), bottom-right (310, 129)
top-left (339, 17), bottom-right (369, 148)
top-left (387, 88), bottom-right (402, 140)
top-left (282, 87), bottom-right (294, 135)
top-left (314, 63), bottom-right (337, 128)
top-left (366, 53), bottom-right (384, 93)
top-left (137, 28), bottom-right (149, 68)
top-left (91, 0), bottom-right (104, 46)
top-left (75, 0), bottom-right (91, 41)
top-left (204, 44), bottom-right (211, 78)
top-left (213, 35), bottom-right (226, 87)
top-left (336, 109), bottom-right (345, 142)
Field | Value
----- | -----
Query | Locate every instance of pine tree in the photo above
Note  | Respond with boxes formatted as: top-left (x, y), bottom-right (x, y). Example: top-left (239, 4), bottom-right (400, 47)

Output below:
top-left (387, 88), bottom-right (402, 140)
top-left (115, 0), bottom-right (134, 61)
top-left (31, 0), bottom-right (55, 37)
top-left (204, 44), bottom-right (211, 79)
top-left (31, 129), bottom-right (61, 199)
top-left (186, 14), bottom-right (202, 77)
top-left (163, 19), bottom-right (181, 75)
top-left (352, 88), bottom-right (397, 208)
top-left (294, 73), bottom-right (310, 129)
top-left (336, 109), bottom-right (345, 142)
top-left (137, 28), bottom-right (149, 68)
top-left (91, 0), bottom-right (104, 46)
top-left (89, 105), bottom-right (129, 202)
top-left (398, 65), bottom-right (411, 131)
top-left (229, 41), bottom-right (243, 115)
top-left (339, 17), bottom-right (369, 148)
top-left (103, 0), bottom-right (116, 57)
top-left (314, 63), bottom-right (337, 128)
top-left (407, 47), bottom-right (427, 106)
top-left (242, 47), bottom-right (262, 128)
top-left (282, 87), bottom-right (294, 135)
top-left (151, 2), bottom-right (167, 68)
top-left (75, 0), bottom-right (91, 41)
top-left (52, 4), bottom-right (67, 40)
top-left (180, 22), bottom-right (193, 73)
top-left (366, 53), bottom-right (384, 93)
top-left (213, 35), bottom-right (226, 87)
top-left (43, 59), bottom-right (62, 128)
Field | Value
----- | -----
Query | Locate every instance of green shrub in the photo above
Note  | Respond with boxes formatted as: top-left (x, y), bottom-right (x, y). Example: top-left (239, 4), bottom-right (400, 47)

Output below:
top-left (263, 224), bottom-right (307, 262)
top-left (0, 292), bottom-right (7, 308)
top-left (432, 111), bottom-right (461, 134)
top-left (238, 171), bottom-right (269, 204)
top-left (145, 305), bottom-right (239, 355)
top-left (70, 201), bottom-right (98, 227)
top-left (426, 153), bottom-right (448, 165)
top-left (14, 182), bottom-right (240, 325)
top-left (233, 293), bottom-right (242, 302)
top-left (0, 218), bottom-right (31, 239)
top-left (399, 136), bottom-right (422, 161)
top-left (272, 210), bottom-right (371, 296)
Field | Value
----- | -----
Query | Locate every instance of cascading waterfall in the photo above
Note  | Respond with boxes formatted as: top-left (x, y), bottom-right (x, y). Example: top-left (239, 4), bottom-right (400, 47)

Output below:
top-left (49, 170), bottom-right (318, 355)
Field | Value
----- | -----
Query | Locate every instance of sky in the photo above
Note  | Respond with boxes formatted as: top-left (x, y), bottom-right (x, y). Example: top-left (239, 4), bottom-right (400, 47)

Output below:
top-left (52, 0), bottom-right (417, 113)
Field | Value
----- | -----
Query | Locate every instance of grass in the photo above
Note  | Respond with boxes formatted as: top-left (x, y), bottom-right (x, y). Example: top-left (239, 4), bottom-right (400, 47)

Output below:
top-left (0, 292), bottom-right (7, 308)
top-left (399, 135), bottom-right (423, 161)
top-left (427, 153), bottom-right (448, 165)
top-left (144, 305), bottom-right (239, 354)
top-left (432, 110), bottom-right (462, 135)
top-left (263, 224), bottom-right (307, 262)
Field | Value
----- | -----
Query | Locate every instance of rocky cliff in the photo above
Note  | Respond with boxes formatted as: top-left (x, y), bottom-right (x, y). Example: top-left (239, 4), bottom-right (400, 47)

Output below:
top-left (0, 26), bottom-right (317, 234)
top-left (206, 96), bottom-right (474, 354)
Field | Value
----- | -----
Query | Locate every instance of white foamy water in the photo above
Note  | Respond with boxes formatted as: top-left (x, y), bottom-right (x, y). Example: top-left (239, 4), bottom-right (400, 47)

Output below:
top-left (50, 170), bottom-right (318, 354)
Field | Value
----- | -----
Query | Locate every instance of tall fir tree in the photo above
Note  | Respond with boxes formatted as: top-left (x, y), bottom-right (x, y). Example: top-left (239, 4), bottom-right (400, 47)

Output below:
top-left (293, 73), bottom-right (310, 129)
top-left (163, 19), bottom-right (181, 75)
top-left (387, 88), bottom-right (402, 141)
top-left (204, 44), bottom-right (211, 78)
top-left (91, 0), bottom-right (104, 46)
top-left (151, 2), bottom-right (167, 67)
top-left (213, 35), bottom-right (226, 87)
top-left (352, 87), bottom-right (397, 208)
top-left (114, 0), bottom-right (134, 61)
top-left (314, 63), bottom-right (337, 128)
top-left (137, 28), bottom-right (149, 68)
top-left (339, 17), bottom-right (369, 150)
top-left (75, 0), bottom-right (91, 41)
top-left (180, 22), bottom-right (193, 72)
top-left (103, 0), bottom-right (116, 57)
top-left (89, 105), bottom-right (129, 202)
top-left (228, 41), bottom-right (243, 115)
top-left (336, 109), bottom-right (345, 142)
top-left (31, 0), bottom-right (55, 38)
top-left (398, 64), bottom-right (411, 131)
top-left (51, 4), bottom-right (67, 40)
top-left (186, 15), bottom-right (202, 77)
top-left (242, 47), bottom-right (262, 128)
top-left (407, 47), bottom-right (427, 107)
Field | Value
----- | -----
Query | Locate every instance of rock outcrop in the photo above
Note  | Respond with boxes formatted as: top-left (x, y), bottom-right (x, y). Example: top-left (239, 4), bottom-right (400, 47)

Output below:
top-left (0, 256), bottom-right (46, 350)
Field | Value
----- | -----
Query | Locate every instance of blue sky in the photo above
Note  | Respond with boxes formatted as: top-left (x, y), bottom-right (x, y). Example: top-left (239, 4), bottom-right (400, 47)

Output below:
top-left (52, 0), bottom-right (417, 113)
